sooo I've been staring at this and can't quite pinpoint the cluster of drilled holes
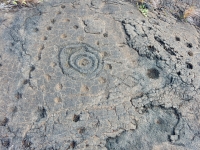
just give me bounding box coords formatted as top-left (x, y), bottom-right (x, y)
top-left (186, 62), bottom-right (193, 69)
top-left (188, 51), bottom-right (193, 56)
top-left (186, 43), bottom-right (193, 48)
top-left (175, 36), bottom-right (180, 41)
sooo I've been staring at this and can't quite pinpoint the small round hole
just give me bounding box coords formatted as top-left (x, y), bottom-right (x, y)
top-left (186, 43), bottom-right (192, 48)
top-left (34, 28), bottom-right (39, 32)
top-left (147, 68), bottom-right (160, 79)
top-left (177, 71), bottom-right (181, 76)
top-left (148, 45), bottom-right (156, 52)
top-left (23, 79), bottom-right (29, 85)
top-left (188, 51), bottom-right (193, 56)
top-left (51, 19), bottom-right (56, 24)
top-left (175, 37), bottom-right (180, 41)
top-left (186, 62), bottom-right (193, 69)
top-left (73, 25), bottom-right (79, 29)
top-left (61, 5), bottom-right (65, 8)
top-left (47, 26), bottom-right (52, 30)
top-left (73, 114), bottom-right (80, 122)
top-left (103, 33), bottom-right (108, 37)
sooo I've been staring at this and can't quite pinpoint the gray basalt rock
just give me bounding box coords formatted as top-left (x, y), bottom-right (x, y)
top-left (0, 0), bottom-right (200, 149)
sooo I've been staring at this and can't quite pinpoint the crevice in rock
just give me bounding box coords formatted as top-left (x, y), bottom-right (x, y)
top-left (154, 36), bottom-right (176, 56)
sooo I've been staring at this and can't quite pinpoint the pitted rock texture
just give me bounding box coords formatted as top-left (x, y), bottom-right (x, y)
top-left (0, 0), bottom-right (200, 150)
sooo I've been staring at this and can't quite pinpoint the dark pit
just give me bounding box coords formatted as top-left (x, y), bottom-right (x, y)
top-left (0, 117), bottom-right (9, 126)
top-left (147, 68), bottom-right (160, 79)
top-left (175, 36), bottom-right (180, 41)
top-left (70, 141), bottom-right (76, 148)
top-left (188, 51), bottom-right (193, 56)
top-left (103, 33), bottom-right (108, 37)
top-left (186, 43), bottom-right (193, 48)
top-left (61, 5), bottom-right (65, 8)
top-left (1, 139), bottom-right (10, 148)
top-left (73, 25), bottom-right (79, 29)
top-left (73, 114), bottom-right (80, 122)
top-left (186, 62), bottom-right (193, 69)
top-left (47, 26), bottom-right (52, 30)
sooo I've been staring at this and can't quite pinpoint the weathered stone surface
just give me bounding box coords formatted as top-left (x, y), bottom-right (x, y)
top-left (106, 106), bottom-right (179, 150)
top-left (0, 0), bottom-right (200, 149)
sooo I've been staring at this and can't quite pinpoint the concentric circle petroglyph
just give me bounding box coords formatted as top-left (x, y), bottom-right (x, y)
top-left (59, 43), bottom-right (103, 79)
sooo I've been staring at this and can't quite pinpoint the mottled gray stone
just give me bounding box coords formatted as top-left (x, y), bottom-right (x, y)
top-left (106, 107), bottom-right (180, 150)
top-left (0, 0), bottom-right (200, 149)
